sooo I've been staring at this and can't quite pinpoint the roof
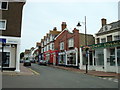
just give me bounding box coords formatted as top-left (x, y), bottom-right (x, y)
top-left (96, 20), bottom-right (120, 35)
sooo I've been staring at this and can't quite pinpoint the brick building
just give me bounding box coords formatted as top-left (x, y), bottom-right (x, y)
top-left (40, 27), bottom-right (61, 64)
top-left (0, 1), bottom-right (25, 71)
top-left (54, 22), bottom-right (94, 67)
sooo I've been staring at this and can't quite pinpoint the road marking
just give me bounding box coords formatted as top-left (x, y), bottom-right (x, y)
top-left (28, 68), bottom-right (40, 75)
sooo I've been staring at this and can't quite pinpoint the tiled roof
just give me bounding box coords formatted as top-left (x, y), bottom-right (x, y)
top-left (97, 20), bottom-right (120, 34)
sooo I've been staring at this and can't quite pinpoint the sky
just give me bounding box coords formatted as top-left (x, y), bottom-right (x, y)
top-left (20, 0), bottom-right (119, 52)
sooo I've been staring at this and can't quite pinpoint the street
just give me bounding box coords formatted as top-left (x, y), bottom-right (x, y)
top-left (2, 63), bottom-right (118, 88)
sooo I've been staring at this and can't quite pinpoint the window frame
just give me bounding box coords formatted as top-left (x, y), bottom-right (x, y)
top-left (68, 38), bottom-right (74, 48)
top-left (60, 42), bottom-right (64, 50)
top-left (114, 35), bottom-right (120, 41)
top-left (0, 20), bottom-right (7, 30)
top-left (0, 2), bottom-right (8, 10)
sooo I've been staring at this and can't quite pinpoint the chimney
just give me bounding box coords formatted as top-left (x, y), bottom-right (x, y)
top-left (53, 27), bottom-right (57, 31)
top-left (61, 22), bottom-right (67, 31)
top-left (101, 18), bottom-right (107, 27)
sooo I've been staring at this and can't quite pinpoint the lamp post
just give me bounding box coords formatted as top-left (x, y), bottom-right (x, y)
top-left (77, 16), bottom-right (88, 73)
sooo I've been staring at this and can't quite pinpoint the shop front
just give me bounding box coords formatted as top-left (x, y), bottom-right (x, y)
top-left (80, 40), bottom-right (120, 73)
top-left (66, 48), bottom-right (78, 67)
top-left (58, 51), bottom-right (66, 65)
top-left (44, 50), bottom-right (59, 65)
top-left (0, 37), bottom-right (20, 72)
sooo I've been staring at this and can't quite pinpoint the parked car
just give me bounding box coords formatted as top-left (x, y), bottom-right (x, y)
top-left (20, 59), bottom-right (24, 63)
top-left (38, 60), bottom-right (48, 66)
top-left (23, 60), bottom-right (31, 66)
top-left (30, 59), bottom-right (35, 63)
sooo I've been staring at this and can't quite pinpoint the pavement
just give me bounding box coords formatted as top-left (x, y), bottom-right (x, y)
top-left (0, 63), bottom-right (35, 75)
top-left (48, 65), bottom-right (120, 78)
top-left (0, 63), bottom-right (119, 78)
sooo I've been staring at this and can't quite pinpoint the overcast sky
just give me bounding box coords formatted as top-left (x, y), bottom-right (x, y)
top-left (20, 0), bottom-right (118, 52)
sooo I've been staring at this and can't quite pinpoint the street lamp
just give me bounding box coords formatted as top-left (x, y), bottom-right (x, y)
top-left (77, 16), bottom-right (88, 73)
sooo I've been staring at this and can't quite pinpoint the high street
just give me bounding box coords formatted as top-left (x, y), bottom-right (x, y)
top-left (2, 63), bottom-right (118, 88)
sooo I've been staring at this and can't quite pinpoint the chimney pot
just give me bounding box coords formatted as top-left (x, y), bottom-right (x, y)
top-left (61, 22), bottom-right (67, 31)
top-left (101, 18), bottom-right (107, 27)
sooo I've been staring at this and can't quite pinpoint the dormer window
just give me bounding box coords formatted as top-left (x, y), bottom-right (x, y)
top-left (103, 25), bottom-right (112, 32)
top-left (0, 2), bottom-right (8, 10)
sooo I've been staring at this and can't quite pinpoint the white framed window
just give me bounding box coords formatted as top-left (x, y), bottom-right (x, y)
top-left (60, 42), bottom-right (64, 50)
top-left (101, 38), bottom-right (106, 43)
top-left (114, 35), bottom-right (120, 41)
top-left (41, 42), bottom-right (44, 47)
top-left (0, 20), bottom-right (7, 30)
top-left (47, 37), bottom-right (49, 43)
top-left (52, 43), bottom-right (54, 50)
top-left (68, 38), bottom-right (74, 47)
top-left (0, 2), bottom-right (8, 10)
top-left (50, 35), bottom-right (53, 41)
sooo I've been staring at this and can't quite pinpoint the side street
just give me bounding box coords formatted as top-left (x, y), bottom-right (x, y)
top-left (0, 0), bottom-right (120, 89)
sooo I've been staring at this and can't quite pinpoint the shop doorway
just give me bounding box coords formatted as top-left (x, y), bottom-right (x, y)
top-left (1, 52), bottom-right (10, 67)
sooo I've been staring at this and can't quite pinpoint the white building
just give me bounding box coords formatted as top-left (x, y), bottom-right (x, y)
top-left (80, 19), bottom-right (120, 73)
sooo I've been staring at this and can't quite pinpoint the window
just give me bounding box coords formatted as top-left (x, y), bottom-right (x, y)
top-left (95, 49), bottom-right (104, 65)
top-left (0, 2), bottom-right (8, 10)
top-left (110, 48), bottom-right (115, 66)
top-left (114, 35), bottom-right (120, 41)
top-left (96, 38), bottom-right (100, 44)
top-left (52, 43), bottom-right (54, 50)
top-left (0, 20), bottom-right (6, 30)
top-left (60, 42), bottom-right (64, 50)
top-left (107, 35), bottom-right (112, 42)
top-left (117, 47), bottom-right (120, 66)
top-left (50, 35), bottom-right (53, 41)
top-left (101, 38), bottom-right (106, 43)
top-left (68, 38), bottom-right (74, 47)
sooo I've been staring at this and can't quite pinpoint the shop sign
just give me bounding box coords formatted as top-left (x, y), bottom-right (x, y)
top-left (0, 38), bottom-right (6, 44)
top-left (81, 40), bottom-right (120, 49)
top-left (91, 40), bottom-right (120, 49)
top-left (7, 39), bottom-right (18, 44)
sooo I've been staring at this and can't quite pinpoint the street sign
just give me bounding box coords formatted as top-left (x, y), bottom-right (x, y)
top-left (0, 38), bottom-right (6, 44)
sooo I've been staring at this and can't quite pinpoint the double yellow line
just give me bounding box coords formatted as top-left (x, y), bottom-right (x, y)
top-left (28, 68), bottom-right (40, 75)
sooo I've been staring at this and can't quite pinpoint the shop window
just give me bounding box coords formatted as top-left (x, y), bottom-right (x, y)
top-left (67, 53), bottom-right (76, 65)
top-left (95, 49), bottom-right (104, 65)
top-left (107, 35), bottom-right (112, 42)
top-left (59, 54), bottom-right (65, 64)
top-left (110, 48), bottom-right (115, 66)
top-left (117, 47), bottom-right (120, 66)
top-left (82, 50), bottom-right (87, 65)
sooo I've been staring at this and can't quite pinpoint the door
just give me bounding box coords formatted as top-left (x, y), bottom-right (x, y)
top-left (2, 52), bottom-right (10, 67)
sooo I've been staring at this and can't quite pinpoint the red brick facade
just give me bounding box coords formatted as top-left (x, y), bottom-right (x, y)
top-left (54, 28), bottom-right (79, 51)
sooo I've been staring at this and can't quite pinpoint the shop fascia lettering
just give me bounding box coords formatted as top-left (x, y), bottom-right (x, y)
top-left (81, 40), bottom-right (120, 50)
